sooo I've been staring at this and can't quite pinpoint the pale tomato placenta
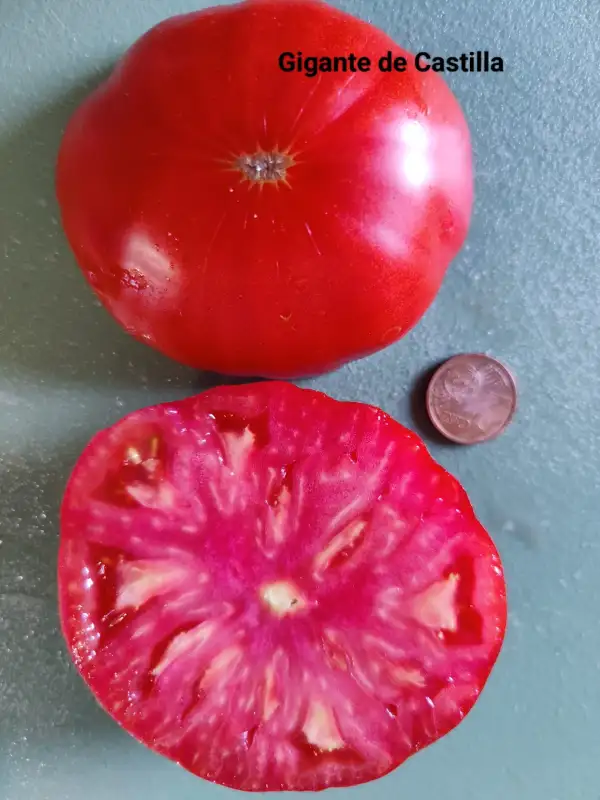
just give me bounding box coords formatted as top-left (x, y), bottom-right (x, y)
top-left (59, 382), bottom-right (505, 792)
top-left (56, 0), bottom-right (473, 378)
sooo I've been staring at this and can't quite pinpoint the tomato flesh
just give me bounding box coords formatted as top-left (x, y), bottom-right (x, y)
top-left (59, 382), bottom-right (505, 791)
top-left (56, 0), bottom-right (473, 378)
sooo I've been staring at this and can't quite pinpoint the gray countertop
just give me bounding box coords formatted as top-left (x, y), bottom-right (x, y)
top-left (1, 0), bottom-right (599, 798)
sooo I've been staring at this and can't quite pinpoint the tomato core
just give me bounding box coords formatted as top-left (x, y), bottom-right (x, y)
top-left (260, 580), bottom-right (305, 616)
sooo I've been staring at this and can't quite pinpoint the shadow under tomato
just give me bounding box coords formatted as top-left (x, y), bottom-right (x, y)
top-left (409, 361), bottom-right (459, 448)
top-left (0, 67), bottom-right (263, 396)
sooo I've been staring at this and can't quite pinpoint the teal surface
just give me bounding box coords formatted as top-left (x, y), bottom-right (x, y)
top-left (1, 1), bottom-right (599, 798)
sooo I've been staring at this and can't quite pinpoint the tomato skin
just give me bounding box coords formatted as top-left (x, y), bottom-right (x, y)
top-left (56, 0), bottom-right (472, 378)
top-left (58, 382), bottom-right (505, 792)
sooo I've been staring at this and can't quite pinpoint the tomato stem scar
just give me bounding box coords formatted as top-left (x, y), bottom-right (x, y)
top-left (235, 151), bottom-right (295, 184)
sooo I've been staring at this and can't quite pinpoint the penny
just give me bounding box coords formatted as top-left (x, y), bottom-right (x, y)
top-left (426, 354), bottom-right (517, 444)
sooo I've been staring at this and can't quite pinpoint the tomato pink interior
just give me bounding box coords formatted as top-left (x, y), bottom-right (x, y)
top-left (59, 382), bottom-right (505, 792)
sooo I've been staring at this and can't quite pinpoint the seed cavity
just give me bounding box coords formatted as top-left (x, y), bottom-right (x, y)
top-left (125, 446), bottom-right (143, 465)
top-left (313, 518), bottom-right (368, 578)
top-left (260, 464), bottom-right (295, 554)
top-left (243, 725), bottom-right (259, 749)
top-left (322, 629), bottom-right (349, 671)
top-left (201, 646), bottom-right (244, 689)
top-left (96, 433), bottom-right (167, 508)
top-left (181, 681), bottom-right (207, 721)
top-left (209, 409), bottom-right (271, 451)
top-left (267, 463), bottom-right (295, 508)
top-left (263, 663), bottom-right (279, 720)
top-left (391, 665), bottom-right (426, 687)
top-left (411, 573), bottom-right (460, 632)
top-left (441, 555), bottom-right (484, 646)
top-left (150, 621), bottom-right (216, 680)
top-left (125, 482), bottom-right (175, 509)
top-left (302, 700), bottom-right (344, 751)
top-left (221, 427), bottom-right (255, 474)
top-left (116, 560), bottom-right (189, 611)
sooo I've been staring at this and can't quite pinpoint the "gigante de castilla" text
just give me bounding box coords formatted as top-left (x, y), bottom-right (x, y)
top-left (278, 50), bottom-right (504, 77)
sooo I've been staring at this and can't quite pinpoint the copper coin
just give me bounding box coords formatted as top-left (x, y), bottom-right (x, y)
top-left (426, 354), bottom-right (517, 444)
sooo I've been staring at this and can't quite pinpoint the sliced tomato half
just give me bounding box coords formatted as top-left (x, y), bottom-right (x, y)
top-left (58, 382), bottom-right (506, 792)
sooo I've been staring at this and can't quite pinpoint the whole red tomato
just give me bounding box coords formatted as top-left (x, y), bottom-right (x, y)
top-left (56, 0), bottom-right (473, 378)
top-left (59, 382), bottom-right (505, 792)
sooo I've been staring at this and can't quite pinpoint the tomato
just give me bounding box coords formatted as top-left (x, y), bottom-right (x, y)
top-left (56, 0), bottom-right (473, 378)
top-left (59, 382), bottom-right (505, 792)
